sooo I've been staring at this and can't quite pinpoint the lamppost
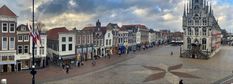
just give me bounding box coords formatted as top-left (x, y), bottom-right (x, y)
top-left (30, 0), bottom-right (37, 84)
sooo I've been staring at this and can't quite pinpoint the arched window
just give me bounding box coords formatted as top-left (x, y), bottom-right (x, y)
top-left (188, 27), bottom-right (192, 35)
top-left (202, 38), bottom-right (207, 50)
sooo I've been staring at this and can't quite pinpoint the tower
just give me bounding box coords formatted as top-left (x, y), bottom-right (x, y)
top-left (181, 0), bottom-right (221, 59)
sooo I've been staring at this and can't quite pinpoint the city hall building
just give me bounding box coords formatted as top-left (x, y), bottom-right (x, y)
top-left (181, 0), bottom-right (221, 59)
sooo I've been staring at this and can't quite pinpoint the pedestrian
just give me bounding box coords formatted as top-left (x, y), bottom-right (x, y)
top-left (75, 60), bottom-right (79, 67)
top-left (179, 79), bottom-right (183, 84)
top-left (92, 59), bottom-right (96, 66)
top-left (62, 63), bottom-right (65, 69)
top-left (171, 51), bottom-right (173, 56)
top-left (108, 53), bottom-right (111, 59)
top-left (65, 64), bottom-right (69, 74)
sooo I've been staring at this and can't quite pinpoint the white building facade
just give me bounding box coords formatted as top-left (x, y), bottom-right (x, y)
top-left (104, 30), bottom-right (113, 55)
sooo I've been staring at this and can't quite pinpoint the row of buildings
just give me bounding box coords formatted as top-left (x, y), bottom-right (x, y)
top-left (0, 5), bottom-right (183, 72)
top-left (0, 5), bottom-right (47, 72)
top-left (46, 20), bottom-right (179, 66)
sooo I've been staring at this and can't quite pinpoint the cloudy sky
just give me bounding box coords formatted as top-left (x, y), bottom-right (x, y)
top-left (0, 0), bottom-right (232, 32)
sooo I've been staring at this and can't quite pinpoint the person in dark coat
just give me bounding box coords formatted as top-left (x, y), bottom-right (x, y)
top-left (62, 63), bottom-right (65, 69)
top-left (179, 79), bottom-right (183, 84)
top-left (65, 64), bottom-right (70, 74)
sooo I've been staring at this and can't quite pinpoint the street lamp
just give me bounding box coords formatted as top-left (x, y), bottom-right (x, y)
top-left (31, 0), bottom-right (37, 84)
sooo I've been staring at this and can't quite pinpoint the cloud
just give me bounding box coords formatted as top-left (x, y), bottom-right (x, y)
top-left (1, 0), bottom-right (232, 32)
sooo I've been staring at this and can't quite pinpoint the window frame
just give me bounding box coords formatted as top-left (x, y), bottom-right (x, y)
top-left (24, 45), bottom-right (29, 54)
top-left (68, 44), bottom-right (72, 51)
top-left (62, 44), bottom-right (66, 51)
top-left (9, 23), bottom-right (15, 33)
top-left (18, 45), bottom-right (23, 54)
top-left (2, 37), bottom-right (8, 50)
top-left (9, 37), bottom-right (15, 49)
top-left (24, 35), bottom-right (29, 42)
top-left (2, 22), bottom-right (8, 33)
top-left (18, 35), bottom-right (23, 42)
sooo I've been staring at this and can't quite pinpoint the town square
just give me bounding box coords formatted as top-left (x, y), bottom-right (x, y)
top-left (1, 0), bottom-right (233, 84)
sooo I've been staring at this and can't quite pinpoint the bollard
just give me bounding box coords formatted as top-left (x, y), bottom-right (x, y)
top-left (1, 79), bottom-right (7, 84)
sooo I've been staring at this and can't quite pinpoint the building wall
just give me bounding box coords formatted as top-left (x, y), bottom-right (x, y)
top-left (58, 33), bottom-right (75, 56)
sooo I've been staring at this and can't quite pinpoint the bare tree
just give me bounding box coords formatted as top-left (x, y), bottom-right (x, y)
top-left (36, 21), bottom-right (46, 32)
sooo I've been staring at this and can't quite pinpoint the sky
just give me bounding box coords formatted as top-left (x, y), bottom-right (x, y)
top-left (0, 0), bottom-right (232, 32)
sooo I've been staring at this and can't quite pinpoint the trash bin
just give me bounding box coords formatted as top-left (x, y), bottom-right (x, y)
top-left (1, 79), bottom-right (7, 84)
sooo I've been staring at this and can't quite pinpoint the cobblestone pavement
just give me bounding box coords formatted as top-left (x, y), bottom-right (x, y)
top-left (45, 46), bottom-right (233, 84)
top-left (1, 45), bottom-right (152, 84)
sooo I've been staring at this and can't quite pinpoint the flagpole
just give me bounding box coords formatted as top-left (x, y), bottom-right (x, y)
top-left (30, 0), bottom-right (37, 84)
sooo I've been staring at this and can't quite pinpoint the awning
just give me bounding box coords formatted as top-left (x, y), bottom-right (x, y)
top-left (61, 55), bottom-right (76, 60)
top-left (0, 61), bottom-right (16, 65)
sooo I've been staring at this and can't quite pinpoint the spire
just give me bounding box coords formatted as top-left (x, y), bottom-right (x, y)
top-left (209, 2), bottom-right (212, 15)
top-left (183, 2), bottom-right (186, 17)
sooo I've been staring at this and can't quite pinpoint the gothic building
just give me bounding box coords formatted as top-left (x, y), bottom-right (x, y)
top-left (181, 0), bottom-right (222, 59)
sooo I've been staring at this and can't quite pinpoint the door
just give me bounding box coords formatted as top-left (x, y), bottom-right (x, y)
top-left (11, 64), bottom-right (15, 72)
top-left (18, 63), bottom-right (21, 71)
top-left (3, 65), bottom-right (7, 72)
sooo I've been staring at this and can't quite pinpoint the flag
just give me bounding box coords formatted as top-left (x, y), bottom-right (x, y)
top-left (27, 23), bottom-right (37, 44)
top-left (35, 25), bottom-right (42, 46)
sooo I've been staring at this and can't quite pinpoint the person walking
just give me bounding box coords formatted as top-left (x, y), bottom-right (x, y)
top-left (171, 51), bottom-right (173, 56)
top-left (65, 64), bottom-right (70, 74)
top-left (92, 59), bottom-right (96, 66)
top-left (62, 62), bottom-right (65, 69)
top-left (179, 79), bottom-right (183, 84)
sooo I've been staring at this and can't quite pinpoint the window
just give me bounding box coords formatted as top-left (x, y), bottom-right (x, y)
top-left (9, 23), bottom-right (15, 32)
top-left (87, 35), bottom-right (89, 44)
top-left (9, 56), bottom-right (14, 60)
top-left (2, 37), bottom-right (7, 50)
top-left (108, 33), bottom-right (110, 37)
top-left (40, 47), bottom-right (44, 55)
top-left (69, 37), bottom-right (72, 42)
top-left (34, 48), bottom-right (37, 55)
top-left (106, 39), bottom-right (108, 45)
top-left (18, 35), bottom-right (23, 41)
top-left (195, 0), bottom-right (198, 3)
top-left (62, 37), bottom-right (66, 42)
top-left (41, 39), bottom-right (45, 46)
top-left (202, 38), bottom-right (207, 50)
top-left (188, 27), bottom-right (192, 35)
top-left (18, 46), bottom-right (23, 54)
top-left (62, 44), bottom-right (66, 51)
top-left (203, 27), bottom-right (207, 36)
top-left (69, 44), bottom-right (72, 51)
top-left (24, 45), bottom-right (29, 53)
top-left (2, 56), bottom-right (7, 61)
top-left (24, 35), bottom-right (29, 41)
top-left (9, 37), bottom-right (15, 49)
top-left (187, 38), bottom-right (191, 49)
top-left (195, 27), bottom-right (199, 36)
top-left (2, 23), bottom-right (8, 32)
top-left (109, 39), bottom-right (111, 45)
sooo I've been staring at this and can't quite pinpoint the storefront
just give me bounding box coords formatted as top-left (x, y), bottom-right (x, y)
top-left (16, 54), bottom-right (31, 71)
top-left (0, 54), bottom-right (16, 72)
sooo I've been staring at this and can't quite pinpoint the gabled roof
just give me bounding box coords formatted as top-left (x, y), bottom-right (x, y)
top-left (82, 26), bottom-right (107, 34)
top-left (16, 24), bottom-right (29, 31)
top-left (82, 26), bottom-right (96, 31)
top-left (47, 27), bottom-right (69, 40)
top-left (0, 5), bottom-right (17, 17)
